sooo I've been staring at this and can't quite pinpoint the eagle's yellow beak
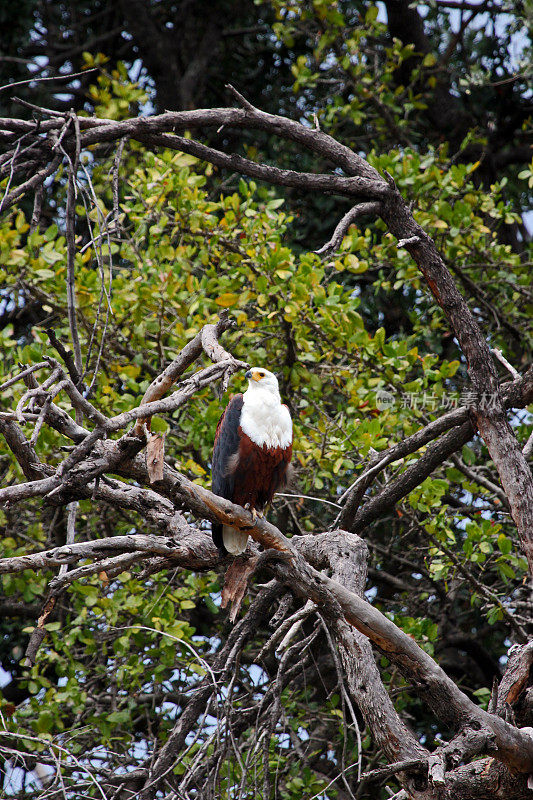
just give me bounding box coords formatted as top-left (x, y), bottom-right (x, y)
top-left (245, 369), bottom-right (264, 382)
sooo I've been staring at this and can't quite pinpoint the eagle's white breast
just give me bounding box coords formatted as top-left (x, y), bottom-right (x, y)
top-left (240, 386), bottom-right (292, 449)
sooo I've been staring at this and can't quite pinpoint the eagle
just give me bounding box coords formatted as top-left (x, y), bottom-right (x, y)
top-left (211, 367), bottom-right (293, 556)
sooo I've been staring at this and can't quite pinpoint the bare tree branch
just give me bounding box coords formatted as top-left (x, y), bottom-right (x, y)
top-left (315, 201), bottom-right (382, 254)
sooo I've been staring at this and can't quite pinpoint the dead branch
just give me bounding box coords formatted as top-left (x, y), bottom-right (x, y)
top-left (132, 310), bottom-right (247, 436)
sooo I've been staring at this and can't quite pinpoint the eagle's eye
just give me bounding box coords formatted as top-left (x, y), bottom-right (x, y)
top-left (258, 371), bottom-right (265, 378)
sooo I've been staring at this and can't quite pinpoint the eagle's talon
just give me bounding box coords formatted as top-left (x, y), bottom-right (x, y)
top-left (244, 503), bottom-right (258, 522)
top-left (243, 504), bottom-right (263, 522)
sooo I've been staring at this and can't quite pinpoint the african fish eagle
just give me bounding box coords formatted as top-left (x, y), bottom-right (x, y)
top-left (211, 367), bottom-right (293, 556)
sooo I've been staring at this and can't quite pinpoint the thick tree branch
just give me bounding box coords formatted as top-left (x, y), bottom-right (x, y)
top-left (343, 421), bottom-right (474, 532)
top-left (339, 364), bottom-right (533, 533)
top-left (304, 531), bottom-right (429, 797)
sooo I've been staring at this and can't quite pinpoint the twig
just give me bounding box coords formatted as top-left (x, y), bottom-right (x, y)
top-left (360, 757), bottom-right (426, 783)
top-left (51, 115), bottom-right (72, 152)
top-left (132, 313), bottom-right (244, 436)
top-left (523, 430), bottom-right (533, 459)
top-left (75, 157), bottom-right (113, 394)
top-left (276, 492), bottom-right (342, 509)
top-left (0, 137), bottom-right (21, 212)
top-left (65, 121), bottom-right (83, 381)
top-left (0, 66), bottom-right (98, 94)
top-left (225, 82), bottom-right (256, 112)
top-left (112, 137), bottom-right (126, 238)
top-left (11, 97), bottom-right (67, 117)
top-left (338, 452), bottom-right (390, 504)
top-left (15, 366), bottom-right (63, 422)
top-left (28, 395), bottom-right (52, 445)
top-left (59, 501), bottom-right (78, 579)
top-left (491, 348), bottom-right (520, 380)
top-left (30, 183), bottom-right (43, 233)
top-left (321, 615), bottom-right (362, 787)
top-left (258, 600), bottom-right (317, 660)
top-left (0, 362), bottom-right (50, 391)
top-left (277, 600), bottom-right (317, 652)
top-left (315, 201), bottom-right (381, 254)
top-left (0, 731), bottom-right (108, 800)
top-left (396, 235), bottom-right (421, 248)
top-left (451, 453), bottom-right (510, 508)
top-left (0, 154), bottom-right (61, 214)
top-left (44, 327), bottom-right (82, 386)
top-left (24, 596), bottom-right (56, 665)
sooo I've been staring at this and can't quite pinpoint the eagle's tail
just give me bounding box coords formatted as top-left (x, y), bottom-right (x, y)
top-left (222, 525), bottom-right (248, 555)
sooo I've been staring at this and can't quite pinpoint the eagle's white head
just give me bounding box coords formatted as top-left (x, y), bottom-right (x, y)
top-left (241, 367), bottom-right (292, 448)
top-left (244, 367), bottom-right (280, 398)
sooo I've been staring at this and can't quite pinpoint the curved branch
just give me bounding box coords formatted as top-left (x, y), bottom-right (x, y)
top-left (339, 368), bottom-right (533, 530)
top-left (315, 201), bottom-right (382, 254)
top-left (133, 311), bottom-right (246, 436)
